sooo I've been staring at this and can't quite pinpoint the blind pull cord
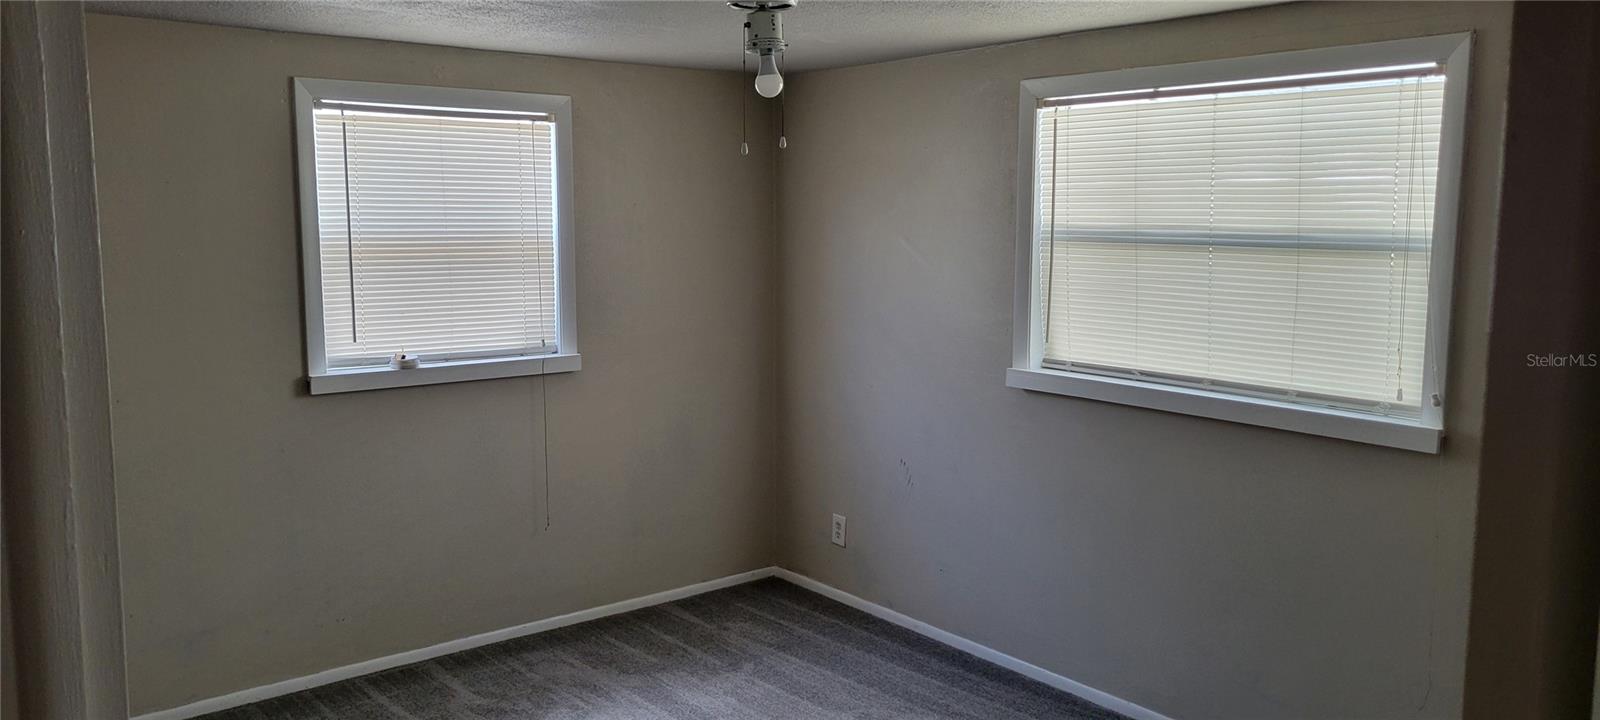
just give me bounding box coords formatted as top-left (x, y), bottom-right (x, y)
top-left (339, 108), bottom-right (358, 343)
top-left (540, 362), bottom-right (552, 532)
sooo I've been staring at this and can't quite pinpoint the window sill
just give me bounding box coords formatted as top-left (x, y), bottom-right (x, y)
top-left (1005, 366), bottom-right (1441, 453)
top-left (309, 353), bottom-right (580, 395)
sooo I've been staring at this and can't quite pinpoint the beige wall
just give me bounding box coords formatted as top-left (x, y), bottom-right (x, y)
top-left (85, 14), bottom-right (777, 715)
top-left (3, 4), bottom-right (128, 718)
top-left (775, 3), bottom-right (1510, 719)
top-left (1464, 4), bottom-right (1600, 718)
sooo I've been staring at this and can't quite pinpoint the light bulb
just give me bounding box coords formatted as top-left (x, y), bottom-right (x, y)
top-left (754, 52), bottom-right (783, 98)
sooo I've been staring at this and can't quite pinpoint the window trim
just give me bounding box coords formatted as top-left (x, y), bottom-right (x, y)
top-left (293, 77), bottom-right (579, 395)
top-left (1007, 34), bottom-right (1474, 453)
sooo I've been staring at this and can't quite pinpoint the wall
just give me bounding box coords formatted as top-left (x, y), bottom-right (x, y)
top-left (84, 14), bottom-right (777, 715)
top-left (3, 3), bottom-right (128, 718)
top-left (776, 3), bottom-right (1510, 719)
top-left (1464, 3), bottom-right (1600, 718)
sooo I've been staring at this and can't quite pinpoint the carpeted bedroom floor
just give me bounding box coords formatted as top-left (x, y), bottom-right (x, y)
top-left (199, 577), bottom-right (1130, 719)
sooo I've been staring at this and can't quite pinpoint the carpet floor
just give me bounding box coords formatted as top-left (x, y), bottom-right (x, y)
top-left (199, 577), bottom-right (1130, 719)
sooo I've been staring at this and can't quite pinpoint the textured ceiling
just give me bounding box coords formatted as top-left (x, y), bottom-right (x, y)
top-left (90, 1), bottom-right (1280, 72)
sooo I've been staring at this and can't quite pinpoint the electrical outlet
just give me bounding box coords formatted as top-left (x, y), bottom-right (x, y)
top-left (831, 514), bottom-right (847, 547)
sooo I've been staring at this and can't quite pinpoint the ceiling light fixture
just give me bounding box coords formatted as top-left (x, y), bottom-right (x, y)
top-left (731, 1), bottom-right (793, 98)
top-left (732, 1), bottom-right (794, 156)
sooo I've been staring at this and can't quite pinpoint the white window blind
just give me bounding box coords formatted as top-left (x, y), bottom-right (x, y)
top-left (313, 104), bottom-right (557, 370)
top-left (1035, 67), bottom-right (1444, 416)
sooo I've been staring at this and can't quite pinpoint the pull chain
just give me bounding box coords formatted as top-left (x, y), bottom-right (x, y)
top-left (740, 22), bottom-right (750, 156)
top-left (777, 51), bottom-right (787, 149)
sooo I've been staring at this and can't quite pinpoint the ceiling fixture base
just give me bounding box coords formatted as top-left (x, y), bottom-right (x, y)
top-left (727, 1), bottom-right (796, 11)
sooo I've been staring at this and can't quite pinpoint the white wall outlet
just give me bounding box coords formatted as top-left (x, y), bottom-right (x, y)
top-left (831, 514), bottom-right (847, 547)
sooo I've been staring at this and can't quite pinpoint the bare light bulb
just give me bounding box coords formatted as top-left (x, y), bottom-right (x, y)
top-left (754, 52), bottom-right (783, 98)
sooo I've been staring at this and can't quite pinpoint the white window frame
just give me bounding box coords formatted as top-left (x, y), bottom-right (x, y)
top-left (1006, 34), bottom-right (1473, 453)
top-left (293, 78), bottom-right (579, 395)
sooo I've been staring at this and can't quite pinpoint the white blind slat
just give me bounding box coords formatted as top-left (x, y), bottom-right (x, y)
top-left (1037, 74), bottom-right (1444, 415)
top-left (314, 108), bottom-right (558, 369)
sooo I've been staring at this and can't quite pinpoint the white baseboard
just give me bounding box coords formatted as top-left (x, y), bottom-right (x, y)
top-left (136, 565), bottom-right (1172, 720)
top-left (771, 568), bottom-right (1176, 720)
top-left (133, 567), bottom-right (779, 720)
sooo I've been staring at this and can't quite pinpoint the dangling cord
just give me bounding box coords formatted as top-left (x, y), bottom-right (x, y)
top-left (740, 22), bottom-right (750, 157)
top-left (540, 364), bottom-right (551, 531)
top-left (777, 51), bottom-right (788, 150)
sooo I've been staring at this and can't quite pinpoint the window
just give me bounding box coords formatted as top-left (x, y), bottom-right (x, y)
top-left (294, 79), bottom-right (577, 394)
top-left (1007, 36), bottom-right (1472, 452)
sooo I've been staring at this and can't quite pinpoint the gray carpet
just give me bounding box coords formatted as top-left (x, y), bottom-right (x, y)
top-left (200, 577), bottom-right (1129, 719)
